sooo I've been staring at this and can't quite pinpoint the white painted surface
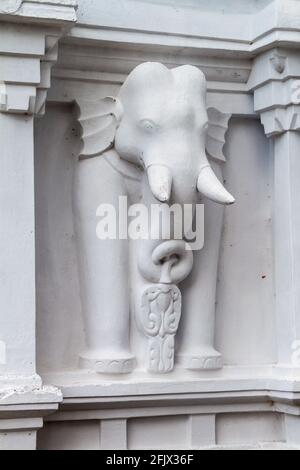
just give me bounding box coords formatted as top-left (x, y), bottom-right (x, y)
top-left (0, 113), bottom-right (36, 376)
top-left (1, 0), bottom-right (300, 450)
top-left (38, 420), bottom-right (100, 450)
top-left (216, 413), bottom-right (284, 446)
top-left (35, 104), bottom-right (84, 372)
top-left (101, 419), bottom-right (127, 450)
top-left (216, 118), bottom-right (275, 365)
top-left (128, 415), bottom-right (188, 450)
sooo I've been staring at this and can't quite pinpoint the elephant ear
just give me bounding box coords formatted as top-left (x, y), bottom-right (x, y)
top-left (76, 97), bottom-right (123, 159)
top-left (206, 108), bottom-right (231, 163)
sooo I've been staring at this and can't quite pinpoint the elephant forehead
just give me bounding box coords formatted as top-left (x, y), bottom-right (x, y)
top-left (122, 92), bottom-right (204, 128)
top-left (119, 62), bottom-right (206, 104)
top-left (119, 63), bottom-right (171, 99)
top-left (173, 67), bottom-right (207, 107)
top-left (172, 65), bottom-right (207, 91)
top-left (119, 69), bottom-right (206, 126)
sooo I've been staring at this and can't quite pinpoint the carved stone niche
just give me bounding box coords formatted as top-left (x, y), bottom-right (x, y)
top-left (74, 62), bottom-right (234, 375)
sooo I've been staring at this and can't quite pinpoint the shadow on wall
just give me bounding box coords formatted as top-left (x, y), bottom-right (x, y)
top-left (215, 117), bottom-right (276, 365)
top-left (35, 104), bottom-right (85, 372)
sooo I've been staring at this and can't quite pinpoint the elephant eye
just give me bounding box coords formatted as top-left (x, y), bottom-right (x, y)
top-left (139, 119), bottom-right (158, 133)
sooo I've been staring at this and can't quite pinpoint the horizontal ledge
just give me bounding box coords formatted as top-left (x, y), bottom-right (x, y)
top-left (0, 383), bottom-right (62, 407)
top-left (0, 1), bottom-right (77, 26)
top-left (65, 25), bottom-right (300, 58)
top-left (55, 41), bottom-right (252, 83)
top-left (47, 79), bottom-right (255, 116)
top-left (51, 68), bottom-right (250, 92)
top-left (0, 401), bottom-right (59, 414)
top-left (42, 366), bottom-right (300, 403)
top-left (46, 401), bottom-right (275, 422)
top-left (65, 25), bottom-right (252, 56)
top-left (52, 68), bottom-right (127, 84)
top-left (0, 417), bottom-right (43, 431)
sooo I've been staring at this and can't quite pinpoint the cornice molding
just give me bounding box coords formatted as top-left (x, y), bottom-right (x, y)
top-left (46, 1), bottom-right (300, 123)
top-left (249, 48), bottom-right (300, 136)
top-left (46, 35), bottom-right (255, 117)
top-left (0, 33), bottom-right (59, 115)
top-left (49, 41), bottom-right (254, 117)
top-left (64, 0), bottom-right (300, 58)
top-left (0, 383), bottom-right (62, 429)
top-left (40, 367), bottom-right (300, 426)
top-left (0, 1), bottom-right (77, 115)
top-left (54, 42), bottom-right (252, 84)
top-left (43, 365), bottom-right (300, 399)
top-left (248, 49), bottom-right (300, 92)
top-left (0, 0), bottom-right (77, 26)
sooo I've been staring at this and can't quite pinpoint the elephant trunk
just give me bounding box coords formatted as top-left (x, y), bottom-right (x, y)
top-left (138, 239), bottom-right (194, 284)
top-left (139, 153), bottom-right (234, 285)
top-left (140, 165), bottom-right (193, 285)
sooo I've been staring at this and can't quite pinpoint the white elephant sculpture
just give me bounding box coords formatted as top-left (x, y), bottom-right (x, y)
top-left (74, 62), bottom-right (234, 374)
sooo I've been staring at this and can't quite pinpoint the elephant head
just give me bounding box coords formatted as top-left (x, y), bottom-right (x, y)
top-left (78, 62), bottom-right (235, 207)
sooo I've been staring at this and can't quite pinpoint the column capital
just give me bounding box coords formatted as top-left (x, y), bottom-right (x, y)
top-left (249, 49), bottom-right (300, 367)
top-left (0, 0), bottom-right (77, 115)
top-left (249, 48), bottom-right (300, 137)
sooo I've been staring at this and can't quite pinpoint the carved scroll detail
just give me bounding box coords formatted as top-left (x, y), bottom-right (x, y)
top-left (139, 284), bottom-right (181, 373)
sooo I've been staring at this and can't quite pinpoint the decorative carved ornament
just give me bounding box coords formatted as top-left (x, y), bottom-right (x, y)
top-left (270, 51), bottom-right (286, 74)
top-left (139, 285), bottom-right (181, 373)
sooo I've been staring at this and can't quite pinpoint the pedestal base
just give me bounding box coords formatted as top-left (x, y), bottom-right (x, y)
top-left (79, 351), bottom-right (136, 374)
top-left (39, 367), bottom-right (300, 450)
top-left (177, 349), bottom-right (223, 370)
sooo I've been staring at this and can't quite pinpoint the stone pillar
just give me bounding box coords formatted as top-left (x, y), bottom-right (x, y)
top-left (249, 49), bottom-right (300, 371)
top-left (0, 0), bottom-right (76, 450)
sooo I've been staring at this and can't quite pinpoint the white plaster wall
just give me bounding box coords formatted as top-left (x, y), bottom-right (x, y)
top-left (216, 412), bottom-right (283, 447)
top-left (37, 412), bottom-right (284, 450)
top-left (35, 104), bottom-right (84, 372)
top-left (140, 0), bottom-right (272, 13)
top-left (35, 106), bottom-right (276, 373)
top-left (216, 118), bottom-right (276, 365)
top-left (38, 420), bottom-right (101, 451)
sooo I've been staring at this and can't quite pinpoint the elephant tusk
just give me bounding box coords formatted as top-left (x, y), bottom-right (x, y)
top-left (147, 165), bottom-right (172, 202)
top-left (197, 164), bottom-right (235, 205)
